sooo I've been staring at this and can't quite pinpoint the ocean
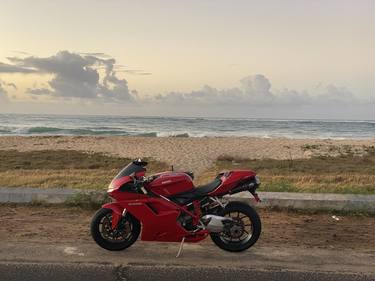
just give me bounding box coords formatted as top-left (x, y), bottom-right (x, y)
top-left (0, 114), bottom-right (374, 139)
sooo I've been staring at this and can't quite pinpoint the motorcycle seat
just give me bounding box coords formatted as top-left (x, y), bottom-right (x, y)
top-left (195, 178), bottom-right (222, 195)
top-left (168, 178), bottom-right (222, 205)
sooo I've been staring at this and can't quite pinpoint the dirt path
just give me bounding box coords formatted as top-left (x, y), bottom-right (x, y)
top-left (1, 205), bottom-right (374, 251)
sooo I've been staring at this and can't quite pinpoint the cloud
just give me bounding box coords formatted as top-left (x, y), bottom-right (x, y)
top-left (0, 79), bottom-right (18, 102)
top-left (0, 82), bottom-right (9, 102)
top-left (315, 84), bottom-right (355, 103)
top-left (6, 82), bottom-right (17, 90)
top-left (78, 52), bottom-right (112, 59)
top-left (0, 80), bottom-right (17, 90)
top-left (150, 75), bottom-right (272, 105)
top-left (122, 69), bottom-right (152, 75)
top-left (27, 88), bottom-right (52, 96)
top-left (0, 62), bottom-right (36, 73)
top-left (2, 51), bottom-right (135, 102)
top-left (150, 74), bottom-right (272, 105)
top-left (0, 50), bottom-right (364, 108)
top-left (147, 74), bottom-right (359, 106)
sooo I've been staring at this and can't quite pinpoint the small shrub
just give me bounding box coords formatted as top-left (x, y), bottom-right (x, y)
top-left (65, 191), bottom-right (110, 209)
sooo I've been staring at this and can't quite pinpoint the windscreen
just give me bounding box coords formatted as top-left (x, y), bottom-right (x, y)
top-left (114, 162), bottom-right (146, 179)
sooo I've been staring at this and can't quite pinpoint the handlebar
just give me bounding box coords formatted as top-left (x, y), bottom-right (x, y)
top-left (133, 176), bottom-right (155, 189)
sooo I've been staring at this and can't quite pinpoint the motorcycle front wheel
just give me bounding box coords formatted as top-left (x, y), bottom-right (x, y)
top-left (210, 201), bottom-right (261, 252)
top-left (90, 208), bottom-right (140, 251)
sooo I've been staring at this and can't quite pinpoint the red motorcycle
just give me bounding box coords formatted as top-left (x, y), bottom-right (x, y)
top-left (91, 159), bottom-right (262, 254)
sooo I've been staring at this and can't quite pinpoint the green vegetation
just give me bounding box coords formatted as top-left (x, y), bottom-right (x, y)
top-left (198, 148), bottom-right (375, 194)
top-left (65, 191), bottom-right (110, 209)
top-left (0, 150), bottom-right (168, 189)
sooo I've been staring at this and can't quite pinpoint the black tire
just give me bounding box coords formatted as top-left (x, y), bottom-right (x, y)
top-left (90, 208), bottom-right (141, 251)
top-left (210, 201), bottom-right (261, 252)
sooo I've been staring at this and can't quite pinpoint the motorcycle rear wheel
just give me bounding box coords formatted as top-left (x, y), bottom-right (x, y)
top-left (210, 201), bottom-right (261, 252)
top-left (90, 208), bottom-right (140, 251)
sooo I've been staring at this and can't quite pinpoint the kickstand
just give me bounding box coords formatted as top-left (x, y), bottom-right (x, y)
top-left (176, 237), bottom-right (185, 258)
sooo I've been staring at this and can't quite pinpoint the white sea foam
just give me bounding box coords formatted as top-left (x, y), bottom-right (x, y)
top-left (1, 114), bottom-right (375, 139)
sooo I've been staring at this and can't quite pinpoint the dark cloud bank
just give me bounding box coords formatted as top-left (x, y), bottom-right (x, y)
top-left (2, 51), bottom-right (133, 102)
top-left (0, 50), bottom-right (371, 118)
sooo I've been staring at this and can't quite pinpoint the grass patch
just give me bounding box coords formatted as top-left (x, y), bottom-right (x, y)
top-left (0, 150), bottom-right (153, 171)
top-left (198, 149), bottom-right (375, 194)
top-left (65, 191), bottom-right (110, 209)
top-left (0, 150), bottom-right (168, 189)
top-left (0, 169), bottom-right (118, 189)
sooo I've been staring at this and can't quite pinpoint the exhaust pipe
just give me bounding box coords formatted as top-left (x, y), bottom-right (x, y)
top-left (201, 215), bottom-right (233, 233)
top-left (229, 176), bottom-right (262, 202)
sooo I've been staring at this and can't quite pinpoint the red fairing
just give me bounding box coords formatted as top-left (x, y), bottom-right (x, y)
top-left (103, 196), bottom-right (207, 242)
top-left (208, 170), bottom-right (257, 196)
top-left (120, 197), bottom-right (205, 242)
top-left (147, 172), bottom-right (194, 196)
top-left (102, 202), bottom-right (123, 229)
top-left (109, 176), bottom-right (133, 190)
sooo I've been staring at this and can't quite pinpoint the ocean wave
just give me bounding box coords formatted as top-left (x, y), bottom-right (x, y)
top-left (2, 125), bottom-right (374, 139)
top-left (0, 128), bottom-right (12, 133)
top-left (156, 132), bottom-right (190, 138)
top-left (1, 114), bottom-right (375, 139)
top-left (2, 126), bottom-right (192, 137)
top-left (7, 126), bottom-right (128, 136)
top-left (135, 132), bottom-right (158, 137)
top-left (28, 127), bottom-right (65, 133)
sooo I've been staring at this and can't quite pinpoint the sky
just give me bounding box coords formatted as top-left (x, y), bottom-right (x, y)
top-left (0, 0), bottom-right (374, 119)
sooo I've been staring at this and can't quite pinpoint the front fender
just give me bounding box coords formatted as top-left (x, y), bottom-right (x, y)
top-left (102, 202), bottom-right (124, 229)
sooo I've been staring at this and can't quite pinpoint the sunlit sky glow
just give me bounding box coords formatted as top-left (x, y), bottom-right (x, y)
top-left (0, 0), bottom-right (374, 118)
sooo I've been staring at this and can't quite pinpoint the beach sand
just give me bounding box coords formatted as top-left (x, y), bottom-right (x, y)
top-left (0, 136), bottom-right (374, 175)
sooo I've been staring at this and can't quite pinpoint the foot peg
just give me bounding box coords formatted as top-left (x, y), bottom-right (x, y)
top-left (176, 237), bottom-right (185, 258)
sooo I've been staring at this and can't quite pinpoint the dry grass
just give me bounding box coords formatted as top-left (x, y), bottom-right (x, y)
top-left (0, 169), bottom-right (117, 189)
top-left (197, 149), bottom-right (375, 194)
top-left (0, 150), bottom-right (135, 171)
top-left (2, 149), bottom-right (375, 194)
top-left (0, 150), bottom-right (168, 189)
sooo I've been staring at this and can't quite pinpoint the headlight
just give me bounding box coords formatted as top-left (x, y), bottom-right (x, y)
top-left (107, 183), bottom-right (115, 192)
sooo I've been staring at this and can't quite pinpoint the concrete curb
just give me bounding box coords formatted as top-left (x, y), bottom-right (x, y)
top-left (0, 187), bottom-right (78, 204)
top-left (0, 187), bottom-right (375, 213)
top-left (236, 191), bottom-right (375, 213)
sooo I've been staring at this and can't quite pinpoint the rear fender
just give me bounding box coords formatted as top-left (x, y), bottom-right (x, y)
top-left (102, 202), bottom-right (124, 229)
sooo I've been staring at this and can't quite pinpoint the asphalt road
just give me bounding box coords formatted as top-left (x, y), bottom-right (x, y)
top-left (0, 241), bottom-right (374, 281)
top-left (0, 262), bottom-right (374, 281)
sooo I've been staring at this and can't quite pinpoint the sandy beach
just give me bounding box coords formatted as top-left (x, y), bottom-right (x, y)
top-left (1, 136), bottom-right (375, 175)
